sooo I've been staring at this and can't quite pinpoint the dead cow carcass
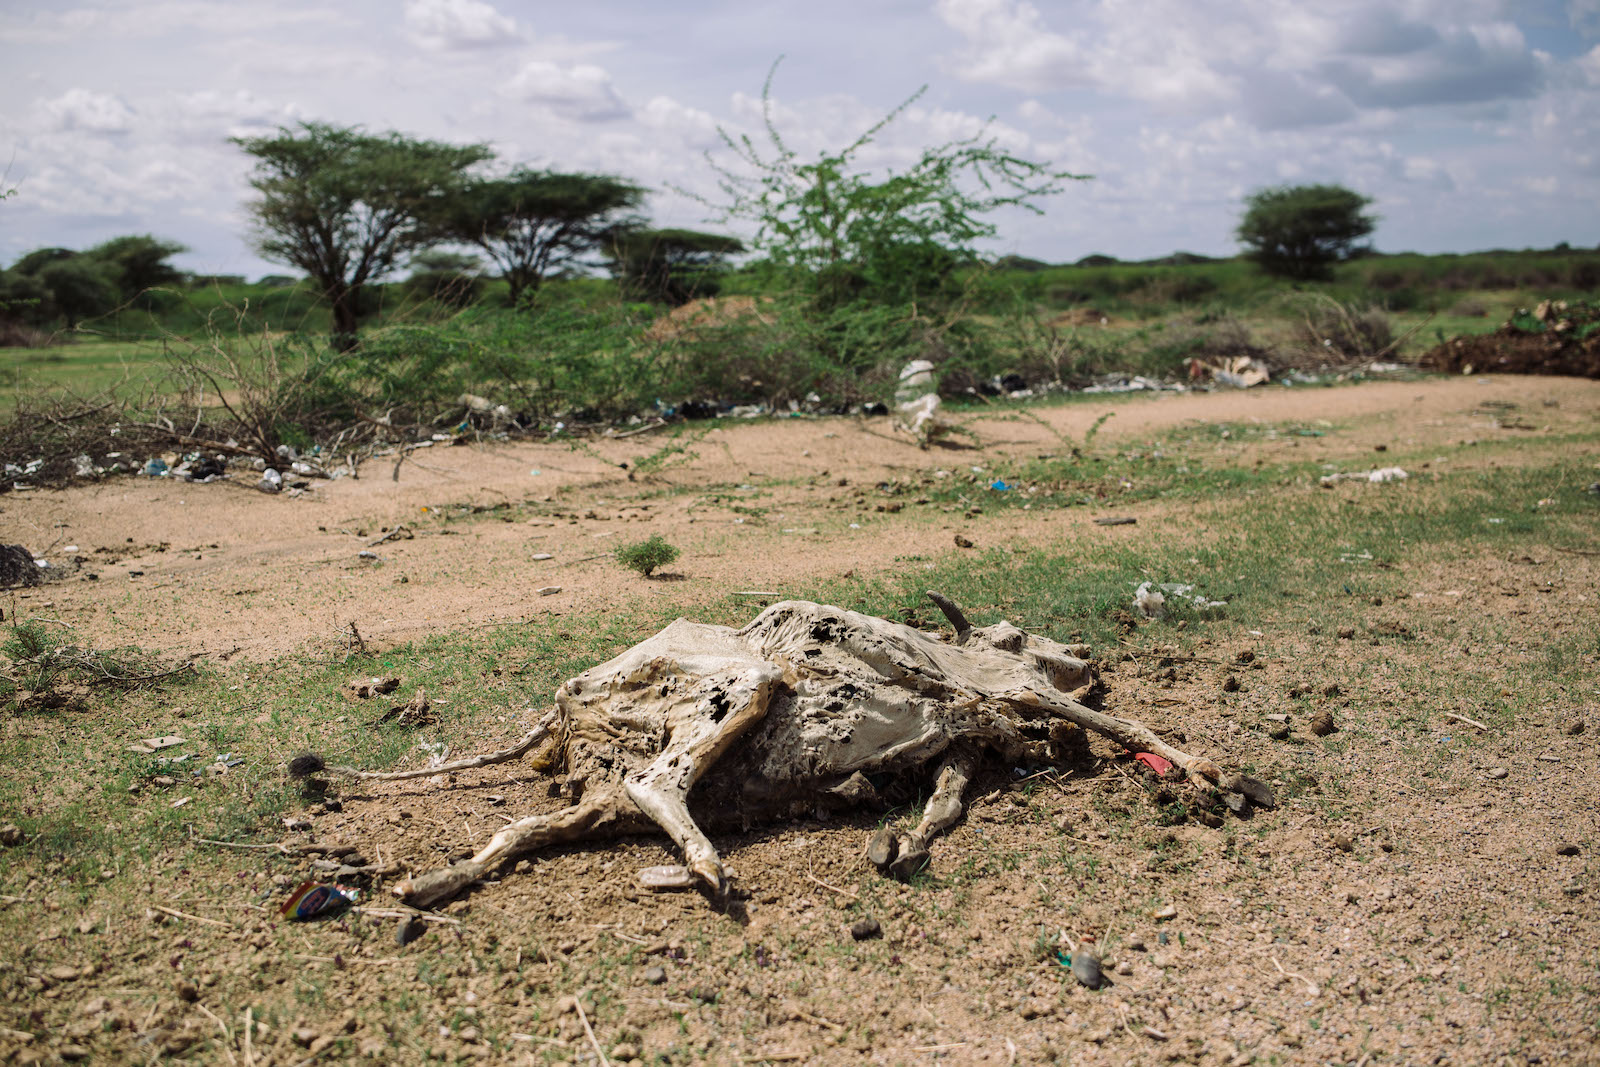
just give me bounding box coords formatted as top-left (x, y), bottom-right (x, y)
top-left (310, 594), bottom-right (1269, 907)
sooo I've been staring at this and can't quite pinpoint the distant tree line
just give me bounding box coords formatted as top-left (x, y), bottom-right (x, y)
top-left (0, 235), bottom-right (188, 329)
top-left (230, 122), bottom-right (745, 348)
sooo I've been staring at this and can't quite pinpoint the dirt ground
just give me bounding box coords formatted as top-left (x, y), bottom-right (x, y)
top-left (3, 374), bottom-right (1592, 663)
top-left (2, 374), bottom-right (1599, 1066)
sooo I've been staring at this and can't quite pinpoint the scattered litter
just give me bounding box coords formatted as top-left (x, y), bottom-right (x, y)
top-left (357, 550), bottom-right (380, 562)
top-left (894, 360), bottom-right (957, 445)
top-left (1133, 582), bottom-right (1226, 619)
top-left (1094, 516), bottom-right (1137, 526)
top-left (990, 480), bottom-right (1012, 491)
top-left (1133, 584), bottom-right (1166, 619)
top-left (1320, 467), bottom-right (1408, 487)
top-left (1189, 355), bottom-right (1270, 388)
top-left (128, 735), bottom-right (186, 754)
top-left (531, 553), bottom-right (553, 561)
top-left (537, 586), bottom-right (562, 596)
top-left (170, 796), bottom-right (191, 809)
top-left (142, 458), bottom-right (169, 477)
top-left (1132, 752), bottom-right (1174, 776)
top-left (279, 882), bottom-right (359, 921)
top-left (734, 591), bottom-right (781, 597)
top-left (1081, 374), bottom-right (1184, 394)
top-left (258, 468), bottom-right (283, 494)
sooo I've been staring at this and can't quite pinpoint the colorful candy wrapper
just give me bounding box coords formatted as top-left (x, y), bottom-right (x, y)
top-left (279, 881), bottom-right (359, 921)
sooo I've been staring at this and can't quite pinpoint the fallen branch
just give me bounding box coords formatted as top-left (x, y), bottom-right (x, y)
top-left (367, 525), bottom-right (412, 548)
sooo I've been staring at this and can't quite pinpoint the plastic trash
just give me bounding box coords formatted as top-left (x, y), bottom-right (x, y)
top-left (990, 480), bottom-right (1012, 491)
top-left (279, 881), bottom-right (358, 921)
top-left (1133, 583), bottom-right (1166, 619)
top-left (894, 359), bottom-right (936, 404)
top-left (258, 468), bottom-right (283, 494)
top-left (1134, 581), bottom-right (1226, 619)
top-left (1133, 752), bottom-right (1174, 776)
top-left (142, 458), bottom-right (169, 477)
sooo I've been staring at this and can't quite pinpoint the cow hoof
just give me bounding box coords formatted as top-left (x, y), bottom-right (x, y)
top-left (866, 826), bottom-right (897, 869)
top-left (887, 847), bottom-right (930, 881)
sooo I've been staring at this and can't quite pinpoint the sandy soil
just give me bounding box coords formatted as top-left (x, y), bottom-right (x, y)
top-left (2, 373), bottom-right (1599, 1067)
top-left (3, 374), bottom-right (1591, 662)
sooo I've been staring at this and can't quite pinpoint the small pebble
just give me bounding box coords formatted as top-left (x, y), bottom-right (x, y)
top-left (643, 966), bottom-right (667, 985)
top-left (1071, 947), bottom-right (1102, 989)
top-left (1221, 675), bottom-right (1240, 693)
top-left (1557, 845), bottom-right (1580, 857)
top-left (1331, 834), bottom-right (1355, 852)
top-left (1309, 710), bottom-right (1336, 737)
top-left (1565, 719), bottom-right (1585, 736)
top-left (1115, 960), bottom-right (1133, 976)
top-left (1153, 904), bottom-right (1178, 921)
top-left (850, 917), bottom-right (882, 941)
top-left (396, 916), bottom-right (426, 946)
top-left (1486, 767), bottom-right (1508, 780)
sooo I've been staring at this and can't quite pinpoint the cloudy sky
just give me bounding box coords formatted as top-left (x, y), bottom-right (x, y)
top-left (2, 0), bottom-right (1598, 280)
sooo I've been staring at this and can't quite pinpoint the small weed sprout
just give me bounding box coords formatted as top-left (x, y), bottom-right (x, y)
top-left (614, 534), bottom-right (680, 577)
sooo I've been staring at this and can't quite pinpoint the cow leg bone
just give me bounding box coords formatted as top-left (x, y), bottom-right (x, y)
top-left (393, 790), bottom-right (644, 907)
top-left (868, 746), bottom-right (977, 880)
top-left (624, 664), bottom-right (780, 893)
top-left (298, 710), bottom-right (559, 782)
top-left (1013, 689), bottom-right (1275, 802)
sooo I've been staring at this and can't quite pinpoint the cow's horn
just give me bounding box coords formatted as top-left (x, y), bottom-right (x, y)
top-left (926, 591), bottom-right (973, 644)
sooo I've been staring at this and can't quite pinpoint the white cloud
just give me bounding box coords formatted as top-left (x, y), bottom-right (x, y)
top-left (937, 0), bottom-right (1549, 128)
top-left (40, 88), bottom-right (135, 134)
top-left (501, 61), bottom-right (629, 120)
top-left (404, 0), bottom-right (521, 51)
top-left (934, 0), bottom-right (1087, 93)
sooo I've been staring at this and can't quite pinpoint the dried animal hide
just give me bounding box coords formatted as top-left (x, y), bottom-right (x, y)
top-left (301, 595), bottom-right (1270, 907)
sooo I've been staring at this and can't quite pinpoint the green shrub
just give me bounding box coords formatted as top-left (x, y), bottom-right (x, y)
top-left (614, 535), bottom-right (680, 577)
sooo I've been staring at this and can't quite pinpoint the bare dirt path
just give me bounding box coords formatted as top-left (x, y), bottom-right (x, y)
top-left (4, 375), bottom-right (1594, 661)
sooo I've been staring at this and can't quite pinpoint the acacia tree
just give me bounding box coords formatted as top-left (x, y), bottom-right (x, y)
top-left (433, 169), bottom-right (644, 306)
top-left (86, 234), bottom-right (187, 303)
top-left (702, 62), bottom-right (1086, 310)
top-left (607, 227), bottom-right (744, 305)
top-left (1236, 184), bottom-right (1376, 281)
top-left (232, 122), bottom-right (491, 349)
